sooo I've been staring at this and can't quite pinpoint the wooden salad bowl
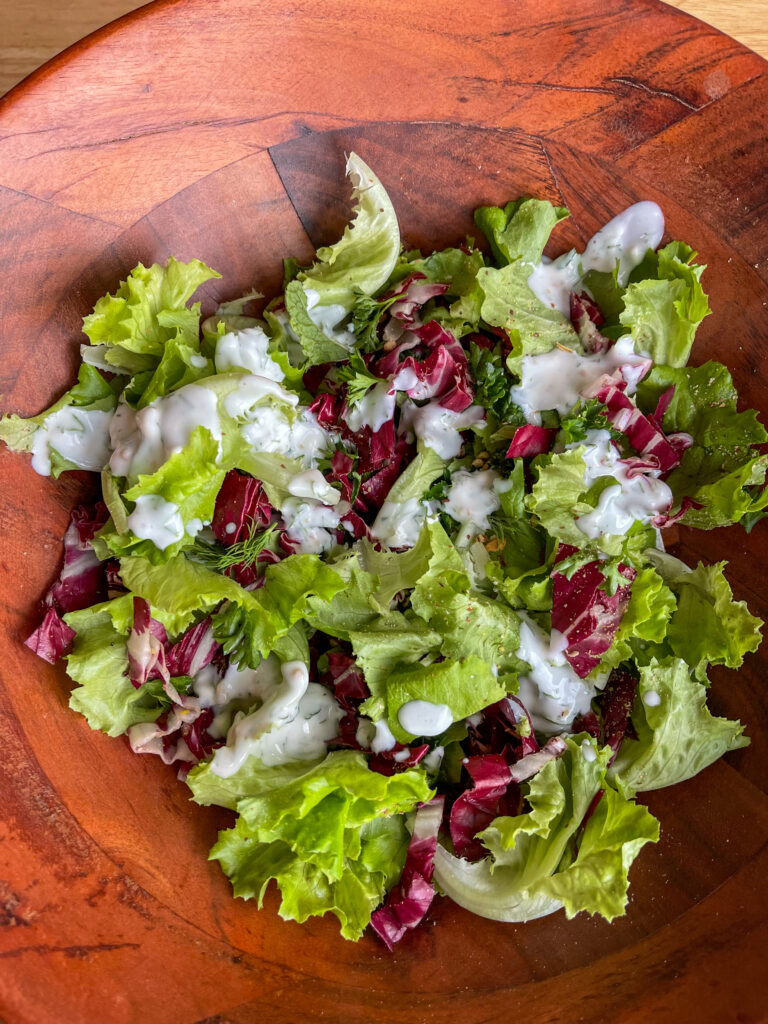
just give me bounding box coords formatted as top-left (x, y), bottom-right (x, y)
top-left (0, 1), bottom-right (766, 1020)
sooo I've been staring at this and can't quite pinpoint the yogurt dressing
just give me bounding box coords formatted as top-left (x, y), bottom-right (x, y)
top-left (109, 384), bottom-right (222, 478)
top-left (281, 496), bottom-right (344, 554)
top-left (210, 660), bottom-right (343, 776)
top-left (443, 469), bottom-right (504, 546)
top-left (515, 615), bottom-right (602, 734)
top-left (126, 494), bottom-right (185, 550)
top-left (527, 201), bottom-right (665, 315)
top-left (343, 381), bottom-right (396, 433)
top-left (215, 326), bottom-right (285, 381)
top-left (370, 497), bottom-right (429, 550)
top-left (31, 406), bottom-right (113, 477)
top-left (398, 699), bottom-right (453, 737)
top-left (571, 429), bottom-right (673, 540)
top-left (400, 399), bottom-right (485, 459)
top-left (304, 287), bottom-right (356, 350)
top-left (510, 335), bottom-right (650, 425)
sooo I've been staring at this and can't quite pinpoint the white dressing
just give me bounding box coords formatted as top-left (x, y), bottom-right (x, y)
top-left (109, 384), bottom-right (222, 478)
top-left (527, 201), bottom-right (665, 314)
top-left (31, 406), bottom-right (113, 476)
top-left (370, 497), bottom-right (428, 550)
top-left (222, 373), bottom-right (297, 420)
top-left (510, 335), bottom-right (649, 425)
top-left (239, 406), bottom-right (331, 466)
top-left (643, 689), bottom-right (661, 707)
top-left (571, 428), bottom-right (673, 540)
top-left (343, 381), bottom-right (396, 433)
top-left (582, 201), bottom-right (665, 286)
top-left (288, 469), bottom-right (342, 506)
top-left (215, 326), bottom-right (285, 381)
top-left (210, 660), bottom-right (343, 776)
top-left (443, 469), bottom-right (502, 547)
top-left (304, 287), bottom-right (356, 350)
top-left (281, 496), bottom-right (344, 554)
top-left (400, 399), bottom-right (485, 459)
top-left (371, 719), bottom-right (398, 753)
top-left (126, 494), bottom-right (184, 550)
top-left (515, 616), bottom-right (600, 734)
top-left (397, 699), bottom-right (453, 737)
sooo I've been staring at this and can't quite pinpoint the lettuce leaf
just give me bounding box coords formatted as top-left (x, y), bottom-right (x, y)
top-left (655, 557), bottom-right (762, 675)
top-left (297, 153), bottom-right (400, 312)
top-left (538, 785), bottom-right (659, 920)
top-left (609, 657), bottom-right (749, 797)
top-left (435, 737), bottom-right (658, 923)
top-left (619, 242), bottom-right (709, 368)
top-left (383, 656), bottom-right (505, 744)
top-left (65, 607), bottom-right (163, 736)
top-left (206, 750), bottom-right (432, 940)
top-left (636, 361), bottom-right (768, 528)
top-left (0, 364), bottom-right (118, 477)
top-left (119, 550), bottom-right (344, 667)
top-left (97, 426), bottom-right (225, 564)
top-left (82, 258), bottom-right (220, 374)
top-left (474, 198), bottom-right (569, 267)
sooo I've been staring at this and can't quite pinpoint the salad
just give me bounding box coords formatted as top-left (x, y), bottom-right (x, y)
top-left (2, 154), bottom-right (764, 948)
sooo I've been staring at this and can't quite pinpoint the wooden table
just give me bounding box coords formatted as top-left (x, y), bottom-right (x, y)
top-left (1, 0), bottom-right (767, 97)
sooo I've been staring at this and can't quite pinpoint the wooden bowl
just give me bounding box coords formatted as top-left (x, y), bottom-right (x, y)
top-left (1, 2), bottom-right (766, 1021)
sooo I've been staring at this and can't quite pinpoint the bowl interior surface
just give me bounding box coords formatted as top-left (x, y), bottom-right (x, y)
top-left (0, 2), bottom-right (767, 1021)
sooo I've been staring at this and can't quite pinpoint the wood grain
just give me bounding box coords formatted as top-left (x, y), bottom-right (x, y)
top-left (0, 1), bottom-right (766, 1022)
top-left (1, 0), bottom-right (768, 96)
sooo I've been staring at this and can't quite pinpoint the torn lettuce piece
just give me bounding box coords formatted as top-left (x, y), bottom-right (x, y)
top-left (82, 257), bottom-right (220, 374)
top-left (206, 750), bottom-right (432, 940)
top-left (644, 553), bottom-right (762, 676)
top-left (619, 242), bottom-right (709, 368)
top-left (609, 657), bottom-right (749, 797)
top-left (474, 198), bottom-right (570, 267)
top-left (296, 153), bottom-right (401, 313)
top-left (435, 737), bottom-right (658, 923)
top-left (0, 363), bottom-right (117, 478)
top-left (382, 656), bottom-right (504, 744)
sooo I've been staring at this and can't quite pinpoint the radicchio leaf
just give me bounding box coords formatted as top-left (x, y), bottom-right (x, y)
top-left (552, 555), bottom-right (636, 678)
top-left (506, 425), bottom-right (558, 458)
top-left (212, 471), bottom-right (272, 545)
top-left (370, 796), bottom-right (444, 950)
top-left (46, 503), bottom-right (109, 614)
top-left (25, 607), bottom-right (76, 664)
top-left (449, 755), bottom-right (518, 861)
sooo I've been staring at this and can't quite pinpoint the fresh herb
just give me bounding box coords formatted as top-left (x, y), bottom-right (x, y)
top-left (351, 288), bottom-right (401, 351)
top-left (468, 342), bottom-right (527, 424)
top-left (336, 350), bottom-right (382, 407)
top-left (559, 398), bottom-right (622, 445)
top-left (187, 522), bottom-right (278, 573)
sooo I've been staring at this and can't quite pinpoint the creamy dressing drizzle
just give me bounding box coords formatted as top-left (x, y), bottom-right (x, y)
top-left (281, 497), bottom-right (345, 554)
top-left (370, 497), bottom-right (429, 550)
top-left (31, 406), bottom-right (113, 476)
top-left (443, 469), bottom-right (505, 547)
top-left (527, 201), bottom-right (665, 315)
top-left (109, 384), bottom-right (222, 478)
top-left (304, 287), bottom-right (356, 350)
top-left (126, 495), bottom-right (185, 550)
top-left (343, 381), bottom-right (396, 433)
top-left (215, 326), bottom-right (285, 381)
top-left (515, 615), bottom-right (603, 734)
top-left (510, 335), bottom-right (649, 425)
top-left (210, 660), bottom-right (343, 776)
top-left (400, 399), bottom-right (485, 459)
top-left (571, 429), bottom-right (672, 540)
top-left (397, 699), bottom-right (453, 737)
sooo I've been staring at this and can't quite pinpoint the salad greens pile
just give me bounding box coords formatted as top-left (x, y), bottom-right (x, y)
top-left (2, 153), bottom-right (763, 948)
